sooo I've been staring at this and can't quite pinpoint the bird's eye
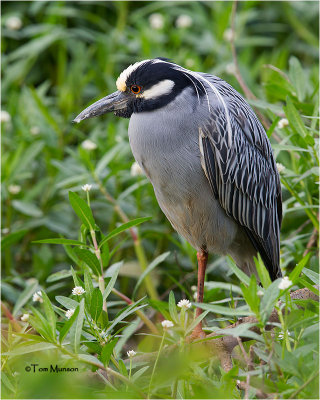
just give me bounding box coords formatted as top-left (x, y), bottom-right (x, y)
top-left (130, 85), bottom-right (142, 94)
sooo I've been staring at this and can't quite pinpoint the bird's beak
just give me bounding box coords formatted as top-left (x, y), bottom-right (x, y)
top-left (73, 90), bottom-right (128, 123)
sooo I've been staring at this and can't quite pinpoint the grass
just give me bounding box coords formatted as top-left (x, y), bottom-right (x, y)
top-left (1, 1), bottom-right (319, 399)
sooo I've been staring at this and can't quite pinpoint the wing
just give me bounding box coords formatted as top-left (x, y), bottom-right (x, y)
top-left (199, 93), bottom-right (282, 280)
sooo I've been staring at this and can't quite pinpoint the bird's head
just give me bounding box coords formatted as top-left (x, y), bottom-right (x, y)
top-left (73, 58), bottom-right (204, 123)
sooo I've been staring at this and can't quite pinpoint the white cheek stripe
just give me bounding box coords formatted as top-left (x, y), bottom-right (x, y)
top-left (139, 79), bottom-right (175, 99)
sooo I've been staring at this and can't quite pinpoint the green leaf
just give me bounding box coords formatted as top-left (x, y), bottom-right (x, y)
top-left (29, 306), bottom-right (55, 342)
top-left (100, 338), bottom-right (118, 366)
top-left (74, 248), bottom-right (101, 276)
top-left (12, 279), bottom-right (38, 317)
top-left (70, 266), bottom-right (84, 287)
top-left (216, 323), bottom-right (263, 342)
top-left (1, 230), bottom-right (27, 250)
top-left (289, 253), bottom-right (311, 284)
top-left (186, 310), bottom-right (210, 335)
top-left (285, 96), bottom-right (308, 137)
top-left (133, 251), bottom-right (169, 298)
top-left (12, 200), bottom-right (43, 218)
top-left (77, 353), bottom-right (104, 369)
top-left (69, 298), bottom-right (85, 353)
top-left (84, 266), bottom-right (94, 305)
top-left (240, 275), bottom-right (260, 315)
top-left (90, 288), bottom-right (103, 322)
top-left (68, 191), bottom-right (95, 230)
top-left (254, 255), bottom-right (272, 288)
top-left (302, 267), bottom-right (319, 284)
top-left (289, 56), bottom-right (306, 102)
top-left (55, 296), bottom-right (79, 310)
top-left (2, 342), bottom-right (57, 356)
top-left (99, 217), bottom-right (152, 248)
top-left (118, 359), bottom-right (128, 377)
top-left (260, 279), bottom-right (281, 324)
top-left (59, 306), bottom-right (80, 344)
top-left (194, 302), bottom-right (253, 316)
top-left (46, 269), bottom-right (72, 283)
top-left (33, 238), bottom-right (88, 246)
top-left (168, 291), bottom-right (179, 323)
top-left (103, 262), bottom-right (122, 300)
top-left (227, 257), bottom-right (251, 286)
top-left (41, 290), bottom-right (56, 342)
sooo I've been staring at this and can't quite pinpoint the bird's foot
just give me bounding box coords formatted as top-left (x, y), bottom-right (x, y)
top-left (186, 326), bottom-right (207, 343)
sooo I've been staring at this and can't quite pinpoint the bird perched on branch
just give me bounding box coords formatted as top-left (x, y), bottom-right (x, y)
top-left (74, 58), bottom-right (282, 338)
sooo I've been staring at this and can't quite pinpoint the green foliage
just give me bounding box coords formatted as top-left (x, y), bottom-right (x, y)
top-left (1, 1), bottom-right (319, 399)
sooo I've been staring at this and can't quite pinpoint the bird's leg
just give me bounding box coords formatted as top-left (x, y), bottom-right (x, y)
top-left (189, 249), bottom-right (208, 340)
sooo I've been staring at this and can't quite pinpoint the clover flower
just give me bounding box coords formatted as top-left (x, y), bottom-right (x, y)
top-left (72, 286), bottom-right (85, 296)
top-left (127, 350), bottom-right (136, 358)
top-left (176, 15), bottom-right (192, 28)
top-left (81, 184), bottom-right (92, 192)
top-left (161, 320), bottom-right (174, 329)
top-left (81, 139), bottom-right (97, 150)
top-left (32, 291), bottom-right (43, 303)
top-left (5, 16), bottom-right (22, 30)
top-left (276, 163), bottom-right (285, 174)
top-left (278, 276), bottom-right (292, 290)
top-left (149, 13), bottom-right (164, 29)
top-left (277, 118), bottom-right (289, 129)
top-left (130, 162), bottom-right (143, 176)
top-left (65, 309), bottom-right (75, 319)
top-left (0, 110), bottom-right (11, 123)
top-left (21, 313), bottom-right (30, 322)
top-left (8, 185), bottom-right (21, 194)
top-left (177, 299), bottom-right (192, 309)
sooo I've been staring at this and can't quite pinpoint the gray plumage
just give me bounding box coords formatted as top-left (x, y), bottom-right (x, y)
top-left (74, 59), bottom-right (282, 281)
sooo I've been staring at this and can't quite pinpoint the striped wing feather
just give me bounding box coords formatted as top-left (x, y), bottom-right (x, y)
top-left (200, 105), bottom-right (282, 280)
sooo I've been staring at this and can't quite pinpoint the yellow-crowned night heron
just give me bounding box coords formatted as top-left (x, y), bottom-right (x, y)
top-left (74, 58), bottom-right (282, 338)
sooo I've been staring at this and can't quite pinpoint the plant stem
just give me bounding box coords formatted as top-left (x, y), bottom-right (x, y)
top-left (93, 172), bottom-right (159, 301)
top-left (148, 330), bottom-right (166, 398)
top-left (111, 288), bottom-right (159, 335)
top-left (90, 229), bottom-right (107, 312)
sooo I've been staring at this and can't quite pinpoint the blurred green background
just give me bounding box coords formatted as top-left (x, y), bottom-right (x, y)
top-left (2, 0), bottom-right (318, 293)
top-left (1, 2), bottom-right (319, 398)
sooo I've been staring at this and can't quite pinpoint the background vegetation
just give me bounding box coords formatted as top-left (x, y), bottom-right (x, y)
top-left (1, 1), bottom-right (319, 399)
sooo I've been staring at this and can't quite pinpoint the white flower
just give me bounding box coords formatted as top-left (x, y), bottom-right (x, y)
top-left (191, 285), bottom-right (197, 292)
top-left (223, 28), bottom-right (234, 42)
top-left (2, 228), bottom-right (9, 235)
top-left (278, 276), bottom-right (292, 290)
top-left (32, 291), bottom-right (43, 303)
top-left (127, 350), bottom-right (136, 358)
top-left (65, 309), bottom-right (75, 319)
top-left (161, 320), bottom-right (174, 329)
top-left (176, 15), bottom-right (192, 29)
top-left (276, 163), bottom-right (285, 174)
top-left (21, 313), bottom-right (30, 322)
top-left (149, 13), bottom-right (164, 29)
top-left (177, 299), bottom-right (192, 309)
top-left (193, 291), bottom-right (198, 301)
top-left (30, 126), bottom-right (40, 136)
top-left (278, 330), bottom-right (291, 339)
top-left (0, 110), bottom-right (11, 123)
top-left (130, 162), bottom-right (143, 177)
top-left (72, 286), bottom-right (85, 296)
top-left (257, 290), bottom-right (264, 296)
top-left (8, 184), bottom-right (21, 194)
top-left (81, 139), bottom-right (97, 150)
top-left (225, 63), bottom-right (236, 75)
top-left (277, 118), bottom-right (289, 129)
top-left (81, 184), bottom-right (92, 192)
top-left (5, 16), bottom-right (22, 30)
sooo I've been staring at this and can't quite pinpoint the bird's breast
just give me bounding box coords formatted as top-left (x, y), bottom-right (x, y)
top-left (128, 109), bottom-right (239, 254)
